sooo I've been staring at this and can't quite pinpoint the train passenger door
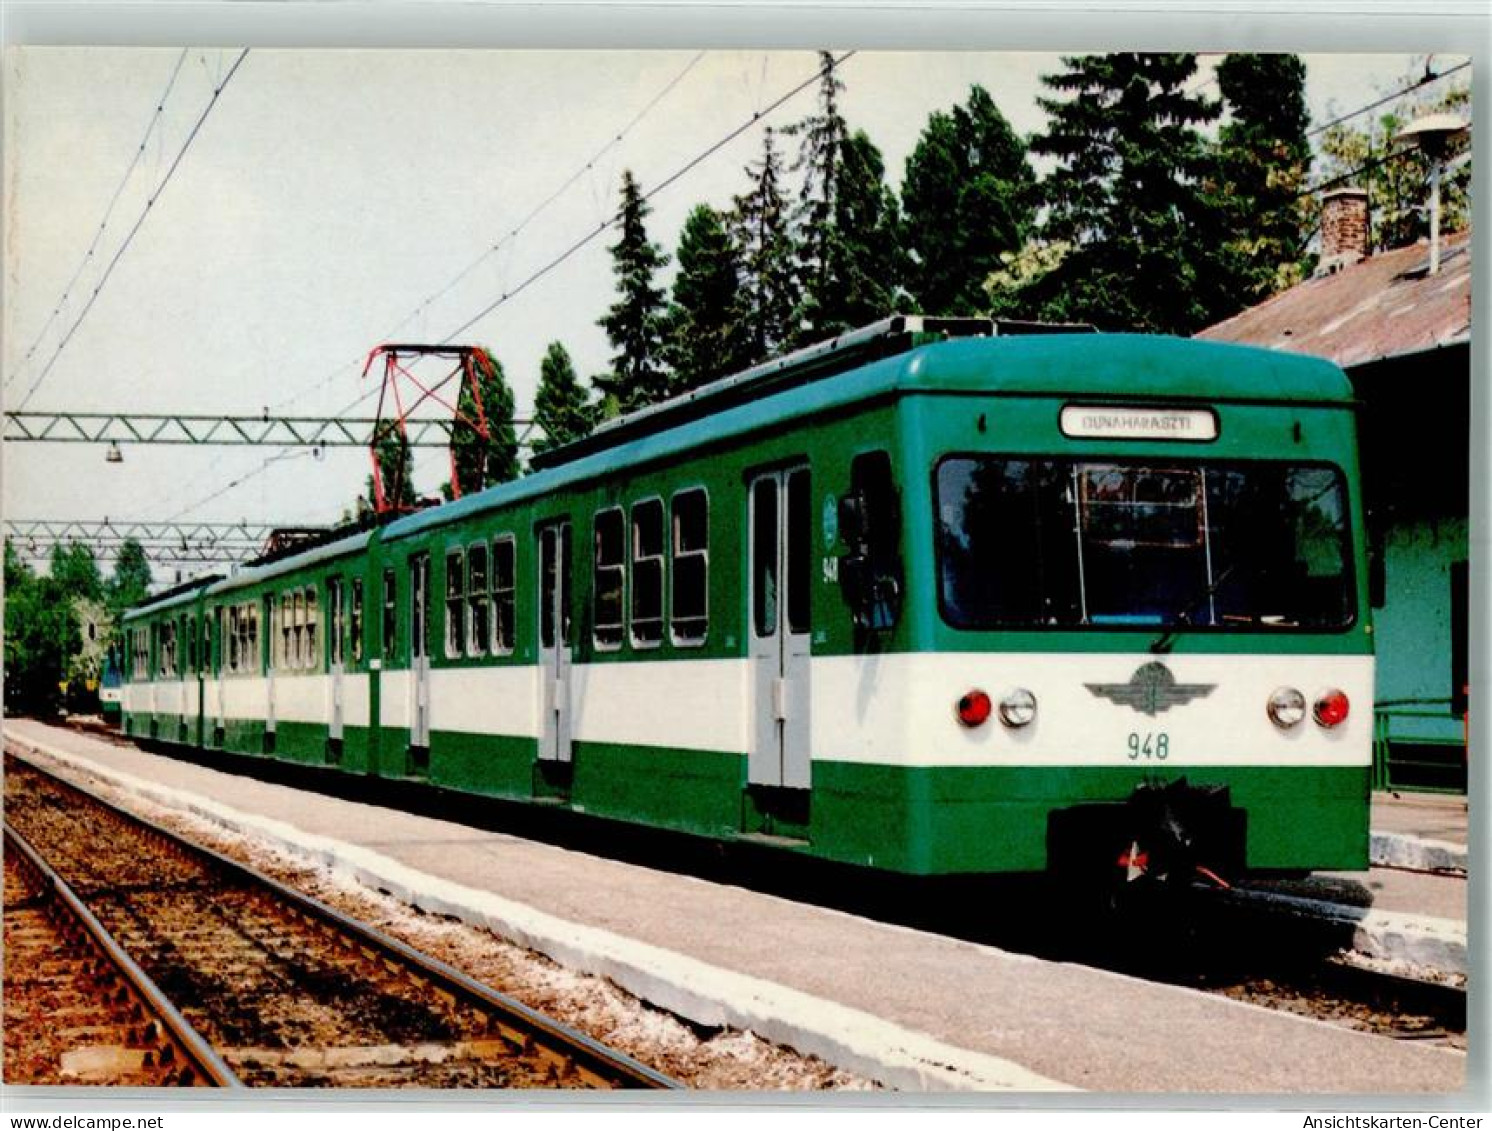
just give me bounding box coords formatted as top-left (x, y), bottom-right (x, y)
top-left (537, 521), bottom-right (573, 763)
top-left (214, 607), bottom-right (226, 744)
top-left (748, 467), bottom-right (813, 790)
top-left (327, 577), bottom-right (345, 752)
top-left (263, 596), bottom-right (276, 748)
top-left (410, 554), bottom-right (432, 752)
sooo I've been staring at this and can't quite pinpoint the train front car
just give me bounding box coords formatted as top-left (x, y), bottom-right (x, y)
top-left (864, 332), bottom-right (1372, 889)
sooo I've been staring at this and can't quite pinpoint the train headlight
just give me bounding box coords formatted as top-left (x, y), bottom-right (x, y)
top-left (1267, 687), bottom-right (1306, 729)
top-left (956, 689), bottom-right (992, 728)
top-left (1313, 689), bottom-right (1351, 729)
top-left (998, 688), bottom-right (1038, 729)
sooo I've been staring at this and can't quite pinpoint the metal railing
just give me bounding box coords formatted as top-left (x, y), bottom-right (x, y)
top-left (1372, 698), bottom-right (1467, 794)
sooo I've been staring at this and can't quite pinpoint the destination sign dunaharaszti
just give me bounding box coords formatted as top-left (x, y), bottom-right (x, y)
top-left (1060, 405), bottom-right (1219, 441)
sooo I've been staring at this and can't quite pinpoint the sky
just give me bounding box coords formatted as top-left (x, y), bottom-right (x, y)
top-left (1, 43), bottom-right (1472, 582)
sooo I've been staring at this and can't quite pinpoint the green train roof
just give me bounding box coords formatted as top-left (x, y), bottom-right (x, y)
top-left (384, 330), bottom-right (1351, 546)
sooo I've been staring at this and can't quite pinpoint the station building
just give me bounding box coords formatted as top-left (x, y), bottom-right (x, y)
top-left (1197, 189), bottom-right (1471, 792)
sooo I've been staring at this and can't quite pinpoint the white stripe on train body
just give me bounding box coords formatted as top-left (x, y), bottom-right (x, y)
top-left (127, 652), bottom-right (1372, 770)
top-left (809, 652), bottom-right (1372, 768)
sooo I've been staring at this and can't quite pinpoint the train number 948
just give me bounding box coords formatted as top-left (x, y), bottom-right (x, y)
top-left (1127, 732), bottom-right (1170, 760)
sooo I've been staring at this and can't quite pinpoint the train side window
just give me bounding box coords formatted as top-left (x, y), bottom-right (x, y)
top-left (305, 588), bottom-right (319, 671)
top-left (787, 469), bottom-right (812, 634)
top-left (292, 592), bottom-right (305, 669)
top-left (228, 609), bottom-right (239, 673)
top-left (350, 578), bottom-right (364, 665)
top-left (631, 499), bottom-right (665, 648)
top-left (328, 577), bottom-right (345, 666)
top-left (492, 536), bottom-right (516, 655)
top-left (468, 542), bottom-right (489, 656)
top-left (382, 568), bottom-right (398, 660)
top-left (752, 479), bottom-right (778, 638)
top-left (671, 489), bottom-right (709, 645)
top-left (445, 548), bottom-right (466, 658)
top-left (410, 554), bottom-right (431, 661)
top-left (593, 508), bottom-right (625, 650)
top-left (838, 451), bottom-right (904, 632)
top-left (247, 603), bottom-right (259, 673)
top-left (187, 616), bottom-right (197, 674)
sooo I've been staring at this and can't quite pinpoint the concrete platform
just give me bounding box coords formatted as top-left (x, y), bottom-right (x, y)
top-left (2, 719), bottom-right (1468, 1096)
top-left (1371, 791), bottom-right (1469, 874)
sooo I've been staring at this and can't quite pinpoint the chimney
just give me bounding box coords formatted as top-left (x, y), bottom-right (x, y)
top-left (1316, 188), bottom-right (1369, 276)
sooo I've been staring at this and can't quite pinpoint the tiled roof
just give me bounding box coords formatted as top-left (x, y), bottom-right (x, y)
top-left (1194, 228), bottom-right (1471, 369)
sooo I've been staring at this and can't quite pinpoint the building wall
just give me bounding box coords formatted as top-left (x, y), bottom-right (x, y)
top-left (1374, 514), bottom-right (1468, 747)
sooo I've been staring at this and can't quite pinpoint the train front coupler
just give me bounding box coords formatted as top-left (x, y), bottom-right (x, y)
top-left (1113, 778), bottom-right (1241, 891)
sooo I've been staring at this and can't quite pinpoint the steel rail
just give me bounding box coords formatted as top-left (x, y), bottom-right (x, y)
top-left (6, 751), bottom-right (684, 1091)
top-left (3, 820), bottom-right (246, 1088)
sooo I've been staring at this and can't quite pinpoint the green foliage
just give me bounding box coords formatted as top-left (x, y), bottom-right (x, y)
top-left (1317, 61), bottom-right (1471, 253)
top-left (1210, 53), bottom-right (1313, 305)
top-left (4, 538), bottom-right (109, 714)
top-left (596, 169), bottom-right (672, 414)
top-left (664, 204), bottom-right (754, 391)
top-left (811, 130), bottom-right (907, 335)
top-left (784, 52), bottom-right (850, 342)
top-left (49, 540), bottom-right (103, 602)
top-left (532, 341), bottom-right (597, 456)
top-left (107, 538), bottom-right (152, 616)
top-left (731, 127), bottom-right (801, 363)
top-left (1026, 53), bottom-right (1224, 335)
top-left (450, 348), bottom-right (519, 495)
top-left (903, 85), bottom-right (1036, 316)
top-left (365, 421), bottom-right (417, 515)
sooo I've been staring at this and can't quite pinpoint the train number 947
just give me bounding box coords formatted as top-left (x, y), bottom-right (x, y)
top-left (1127, 732), bottom-right (1170, 761)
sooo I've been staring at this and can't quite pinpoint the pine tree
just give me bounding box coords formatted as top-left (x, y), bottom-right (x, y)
top-left (731, 128), bottom-right (801, 364)
top-left (1210, 53), bottom-right (1313, 307)
top-left (664, 204), bottom-right (753, 390)
top-left (813, 130), bottom-right (906, 335)
top-left (902, 85), bottom-right (1036, 316)
top-left (596, 169), bottom-right (671, 415)
top-left (1027, 53), bottom-right (1223, 335)
top-left (532, 341), bottom-right (596, 457)
top-left (784, 51), bottom-right (849, 341)
top-left (449, 348), bottom-right (519, 496)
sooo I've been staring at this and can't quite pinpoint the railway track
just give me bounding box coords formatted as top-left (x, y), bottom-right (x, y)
top-left (9, 730), bottom-right (1464, 1077)
top-left (4, 824), bottom-right (242, 1087)
top-left (2, 754), bottom-right (682, 1090)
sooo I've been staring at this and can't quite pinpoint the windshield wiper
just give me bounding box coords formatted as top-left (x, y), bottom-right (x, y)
top-left (1150, 564), bottom-right (1237, 654)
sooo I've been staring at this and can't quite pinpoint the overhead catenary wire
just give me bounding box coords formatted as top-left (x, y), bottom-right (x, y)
top-left (14, 49), bottom-right (251, 414)
top-left (440, 51), bottom-right (856, 345)
top-left (1306, 59), bottom-right (1469, 139)
top-left (5, 49), bottom-right (190, 393)
top-left (161, 51), bottom-right (849, 524)
top-left (267, 51), bottom-right (707, 416)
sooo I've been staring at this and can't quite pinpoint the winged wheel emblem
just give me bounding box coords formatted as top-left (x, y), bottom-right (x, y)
top-left (1085, 662), bottom-right (1215, 717)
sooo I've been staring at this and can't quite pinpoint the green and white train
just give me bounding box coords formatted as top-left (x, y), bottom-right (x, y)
top-left (121, 316), bottom-right (1373, 884)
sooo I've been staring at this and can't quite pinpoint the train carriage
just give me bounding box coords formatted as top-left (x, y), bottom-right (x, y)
top-left (122, 316), bottom-right (1373, 884)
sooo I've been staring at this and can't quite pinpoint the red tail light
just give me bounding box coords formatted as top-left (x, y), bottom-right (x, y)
top-left (1313, 689), bottom-right (1350, 728)
top-left (957, 690), bottom-right (992, 728)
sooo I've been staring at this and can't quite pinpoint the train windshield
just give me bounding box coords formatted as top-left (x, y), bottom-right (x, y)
top-left (936, 457), bottom-right (1355, 631)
